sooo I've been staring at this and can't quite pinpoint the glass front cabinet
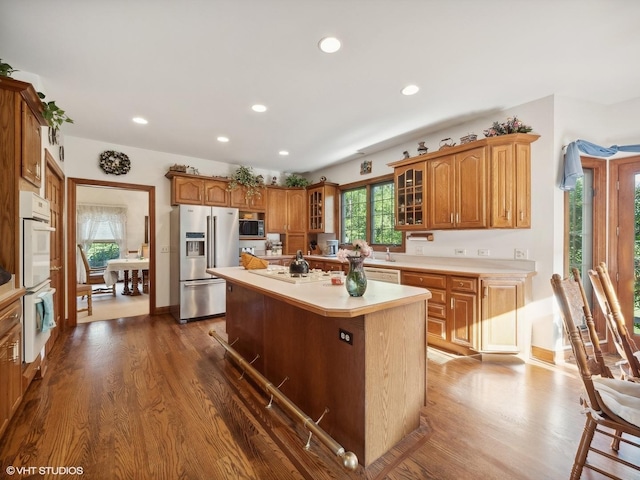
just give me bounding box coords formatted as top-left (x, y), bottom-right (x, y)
top-left (395, 164), bottom-right (425, 229)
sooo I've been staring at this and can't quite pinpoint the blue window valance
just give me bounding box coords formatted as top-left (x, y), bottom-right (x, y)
top-left (561, 140), bottom-right (640, 190)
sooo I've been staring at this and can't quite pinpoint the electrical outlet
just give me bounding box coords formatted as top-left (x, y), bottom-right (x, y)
top-left (415, 246), bottom-right (424, 255)
top-left (161, 246), bottom-right (170, 253)
top-left (514, 248), bottom-right (528, 260)
top-left (478, 249), bottom-right (490, 256)
top-left (339, 329), bottom-right (353, 345)
top-left (454, 248), bottom-right (466, 256)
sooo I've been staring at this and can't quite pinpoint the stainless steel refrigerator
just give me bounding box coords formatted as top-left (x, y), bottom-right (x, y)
top-left (170, 205), bottom-right (239, 323)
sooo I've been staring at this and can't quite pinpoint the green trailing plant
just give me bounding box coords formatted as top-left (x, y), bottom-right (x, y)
top-left (0, 59), bottom-right (17, 77)
top-left (228, 165), bottom-right (264, 200)
top-left (37, 91), bottom-right (74, 129)
top-left (285, 173), bottom-right (310, 188)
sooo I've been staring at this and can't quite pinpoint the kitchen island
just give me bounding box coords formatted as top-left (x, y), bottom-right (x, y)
top-left (207, 266), bottom-right (431, 467)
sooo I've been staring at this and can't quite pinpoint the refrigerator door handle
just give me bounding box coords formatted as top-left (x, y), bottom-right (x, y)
top-left (207, 215), bottom-right (213, 269)
top-left (184, 281), bottom-right (221, 287)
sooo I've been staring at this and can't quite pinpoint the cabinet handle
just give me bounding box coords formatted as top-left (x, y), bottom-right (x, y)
top-left (450, 213), bottom-right (453, 223)
top-left (418, 277), bottom-right (423, 283)
top-left (458, 281), bottom-right (464, 287)
top-left (506, 210), bottom-right (511, 220)
top-left (483, 286), bottom-right (488, 298)
top-left (519, 211), bottom-right (524, 221)
top-left (450, 298), bottom-right (454, 309)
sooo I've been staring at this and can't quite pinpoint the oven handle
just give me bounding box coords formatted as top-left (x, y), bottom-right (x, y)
top-left (32, 225), bottom-right (55, 232)
top-left (34, 287), bottom-right (57, 304)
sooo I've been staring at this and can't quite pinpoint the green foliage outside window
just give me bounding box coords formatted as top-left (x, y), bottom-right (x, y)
top-left (87, 242), bottom-right (120, 268)
top-left (342, 181), bottom-right (402, 247)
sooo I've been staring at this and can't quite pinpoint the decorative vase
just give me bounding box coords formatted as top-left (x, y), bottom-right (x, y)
top-left (346, 256), bottom-right (367, 297)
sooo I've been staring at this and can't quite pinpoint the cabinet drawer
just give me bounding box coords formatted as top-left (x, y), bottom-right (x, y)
top-left (0, 300), bottom-right (22, 337)
top-left (450, 276), bottom-right (477, 293)
top-left (402, 271), bottom-right (446, 289)
top-left (428, 302), bottom-right (447, 320)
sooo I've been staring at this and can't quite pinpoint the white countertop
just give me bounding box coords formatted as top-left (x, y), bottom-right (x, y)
top-left (207, 266), bottom-right (431, 318)
top-left (303, 255), bottom-right (537, 277)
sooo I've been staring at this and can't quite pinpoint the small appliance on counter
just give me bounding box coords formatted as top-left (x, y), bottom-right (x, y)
top-left (317, 233), bottom-right (338, 257)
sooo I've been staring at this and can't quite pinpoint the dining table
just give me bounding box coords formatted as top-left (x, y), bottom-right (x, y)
top-left (104, 258), bottom-right (149, 296)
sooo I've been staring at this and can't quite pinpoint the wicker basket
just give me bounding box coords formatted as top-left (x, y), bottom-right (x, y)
top-left (241, 252), bottom-right (269, 270)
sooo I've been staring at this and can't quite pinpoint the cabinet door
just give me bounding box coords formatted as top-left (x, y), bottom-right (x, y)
top-left (21, 102), bottom-right (42, 188)
top-left (490, 144), bottom-right (515, 228)
top-left (286, 189), bottom-right (306, 233)
top-left (230, 186), bottom-right (266, 210)
top-left (7, 323), bottom-right (22, 416)
top-left (266, 188), bottom-right (287, 232)
top-left (308, 187), bottom-right (323, 232)
top-left (395, 164), bottom-right (425, 229)
top-left (427, 156), bottom-right (455, 229)
top-left (455, 147), bottom-right (486, 228)
top-left (450, 291), bottom-right (476, 348)
top-left (480, 279), bottom-right (522, 353)
top-left (285, 233), bottom-right (306, 255)
top-left (203, 180), bottom-right (229, 206)
top-left (0, 329), bottom-right (9, 435)
top-left (172, 177), bottom-right (204, 205)
top-left (514, 142), bottom-right (531, 228)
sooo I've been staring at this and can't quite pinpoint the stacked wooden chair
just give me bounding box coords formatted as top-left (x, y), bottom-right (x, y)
top-left (77, 244), bottom-right (116, 296)
top-left (551, 269), bottom-right (640, 480)
top-left (588, 262), bottom-right (640, 381)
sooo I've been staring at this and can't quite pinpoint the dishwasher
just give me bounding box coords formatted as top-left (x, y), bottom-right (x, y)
top-left (363, 266), bottom-right (401, 284)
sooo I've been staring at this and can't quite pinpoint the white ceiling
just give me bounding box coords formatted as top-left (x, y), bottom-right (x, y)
top-left (2, 0), bottom-right (639, 173)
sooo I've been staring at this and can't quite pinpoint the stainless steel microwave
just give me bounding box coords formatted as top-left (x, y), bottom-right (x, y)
top-left (239, 219), bottom-right (264, 238)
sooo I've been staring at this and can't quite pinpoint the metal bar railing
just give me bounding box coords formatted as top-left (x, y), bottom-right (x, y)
top-left (209, 329), bottom-right (358, 471)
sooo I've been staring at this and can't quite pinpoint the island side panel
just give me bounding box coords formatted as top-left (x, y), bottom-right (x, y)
top-left (364, 300), bottom-right (427, 464)
top-left (262, 295), bottom-right (367, 462)
top-left (225, 282), bottom-right (267, 372)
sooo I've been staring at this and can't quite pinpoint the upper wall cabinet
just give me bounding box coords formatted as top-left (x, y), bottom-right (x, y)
top-left (229, 185), bottom-right (266, 211)
top-left (307, 181), bottom-right (338, 233)
top-left (0, 77), bottom-right (47, 284)
top-left (389, 133), bottom-right (539, 230)
top-left (166, 172), bottom-right (230, 206)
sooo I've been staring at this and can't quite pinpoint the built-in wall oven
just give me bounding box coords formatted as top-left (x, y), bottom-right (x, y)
top-left (19, 191), bottom-right (56, 363)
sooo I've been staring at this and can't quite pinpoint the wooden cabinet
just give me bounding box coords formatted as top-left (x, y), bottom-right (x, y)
top-left (230, 185), bottom-right (266, 210)
top-left (402, 268), bottom-right (527, 355)
top-left (21, 102), bottom-right (44, 188)
top-left (427, 146), bottom-right (487, 229)
top-left (478, 278), bottom-right (524, 353)
top-left (166, 172), bottom-right (230, 206)
top-left (307, 182), bottom-right (338, 233)
top-left (389, 134), bottom-right (539, 230)
top-left (266, 187), bottom-right (306, 255)
top-left (0, 77), bottom-right (47, 286)
top-left (0, 294), bottom-right (23, 439)
top-left (395, 164), bottom-right (425, 229)
top-left (489, 135), bottom-right (534, 228)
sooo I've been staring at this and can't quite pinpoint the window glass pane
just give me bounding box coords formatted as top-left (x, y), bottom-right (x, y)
top-left (568, 170), bottom-right (594, 315)
top-left (635, 174), bottom-right (640, 332)
top-left (87, 242), bottom-right (120, 268)
top-left (342, 187), bottom-right (367, 243)
top-left (371, 182), bottom-right (402, 246)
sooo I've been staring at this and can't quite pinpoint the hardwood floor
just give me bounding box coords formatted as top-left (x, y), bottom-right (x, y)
top-left (1, 314), bottom-right (638, 479)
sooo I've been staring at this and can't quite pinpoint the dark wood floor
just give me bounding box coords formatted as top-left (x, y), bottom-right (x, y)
top-left (1, 314), bottom-right (638, 479)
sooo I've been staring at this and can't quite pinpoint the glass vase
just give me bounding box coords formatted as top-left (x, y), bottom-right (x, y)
top-left (346, 256), bottom-right (367, 297)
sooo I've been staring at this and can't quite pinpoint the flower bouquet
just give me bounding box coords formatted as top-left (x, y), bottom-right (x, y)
top-left (483, 116), bottom-right (533, 137)
top-left (337, 239), bottom-right (372, 261)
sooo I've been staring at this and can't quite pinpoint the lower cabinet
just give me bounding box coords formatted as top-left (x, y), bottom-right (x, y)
top-left (0, 298), bottom-right (23, 439)
top-left (402, 269), bottom-right (527, 355)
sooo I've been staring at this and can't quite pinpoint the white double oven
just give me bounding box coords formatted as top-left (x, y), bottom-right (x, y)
top-left (19, 191), bottom-right (56, 363)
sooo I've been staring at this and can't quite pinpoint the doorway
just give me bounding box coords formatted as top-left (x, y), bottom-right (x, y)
top-left (611, 156), bottom-right (640, 339)
top-left (67, 178), bottom-right (155, 328)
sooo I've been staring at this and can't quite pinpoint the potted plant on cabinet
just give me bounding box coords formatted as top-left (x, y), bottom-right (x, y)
top-left (228, 165), bottom-right (264, 202)
top-left (285, 173), bottom-right (310, 188)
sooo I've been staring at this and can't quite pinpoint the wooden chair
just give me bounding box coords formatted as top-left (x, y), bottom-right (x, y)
top-left (551, 272), bottom-right (640, 480)
top-left (77, 244), bottom-right (115, 296)
top-left (589, 262), bottom-right (640, 380)
top-left (76, 283), bottom-right (92, 316)
top-left (140, 243), bottom-right (149, 294)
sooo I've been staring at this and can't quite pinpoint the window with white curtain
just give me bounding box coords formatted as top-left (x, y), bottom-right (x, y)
top-left (77, 205), bottom-right (127, 277)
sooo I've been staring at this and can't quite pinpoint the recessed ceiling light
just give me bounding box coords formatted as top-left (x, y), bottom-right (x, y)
top-left (132, 117), bottom-right (148, 124)
top-left (217, 136), bottom-right (229, 143)
top-left (279, 150), bottom-right (289, 156)
top-left (401, 85), bottom-right (420, 96)
top-left (251, 104), bottom-right (267, 113)
top-left (318, 37), bottom-right (341, 53)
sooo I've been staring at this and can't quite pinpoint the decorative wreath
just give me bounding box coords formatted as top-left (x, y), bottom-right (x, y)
top-left (99, 150), bottom-right (131, 175)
